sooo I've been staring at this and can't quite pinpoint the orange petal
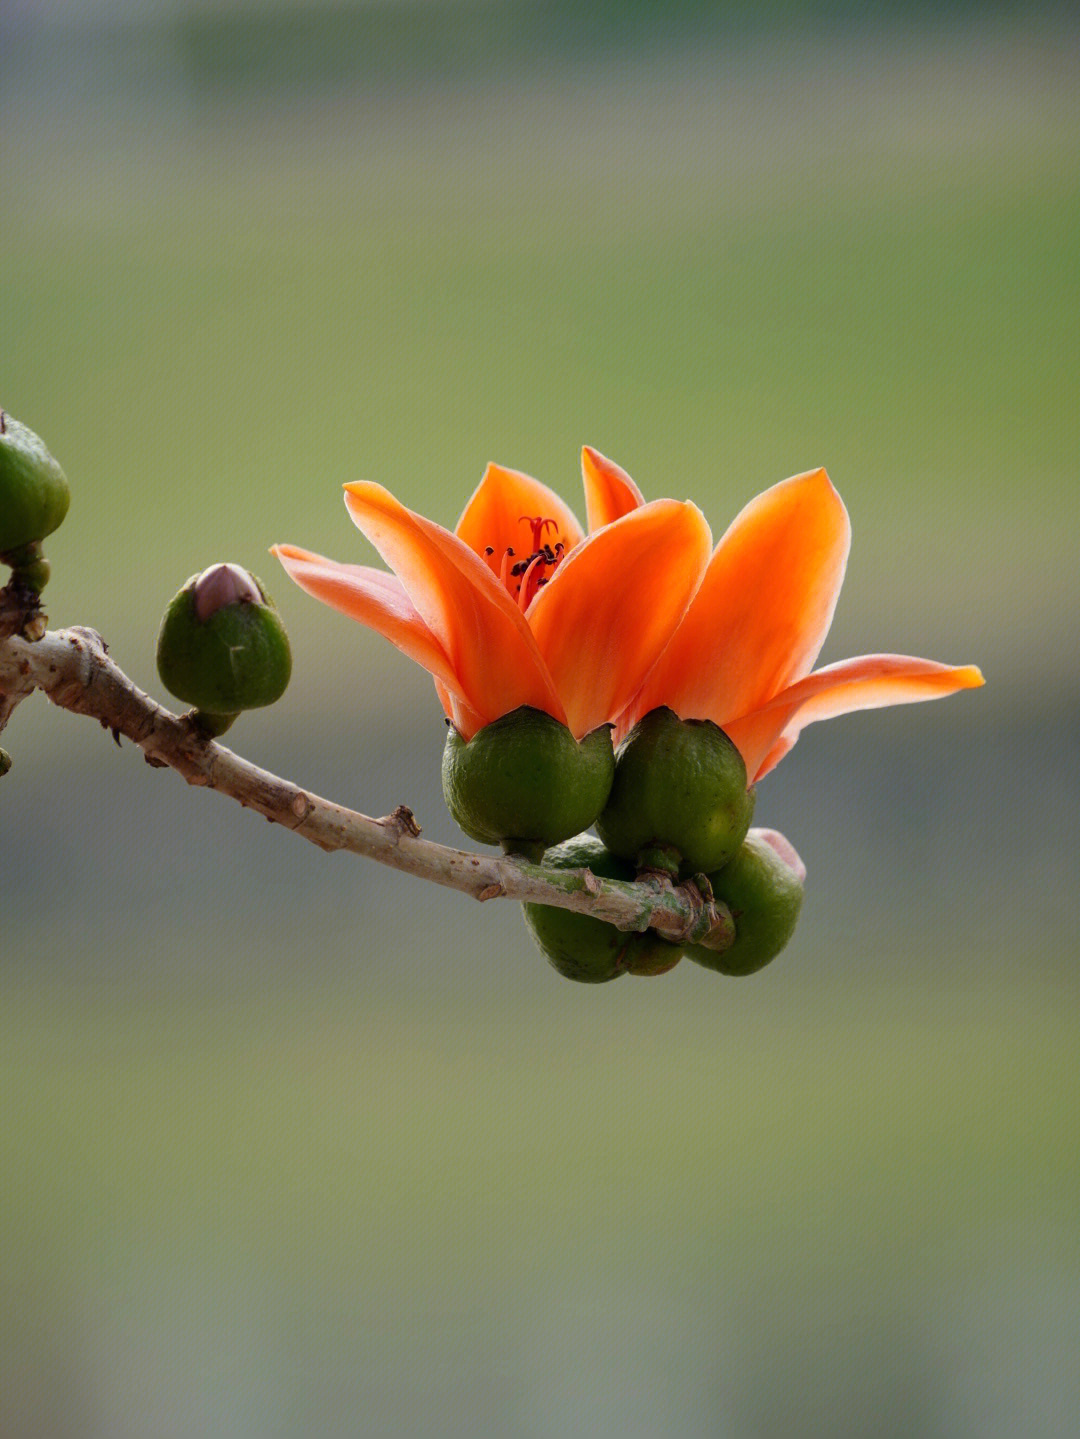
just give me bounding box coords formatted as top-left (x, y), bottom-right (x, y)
top-left (343, 482), bottom-right (568, 729)
top-left (625, 469), bottom-right (851, 732)
top-left (527, 499), bottom-right (713, 738)
top-left (724, 655), bottom-right (986, 783)
top-left (454, 462), bottom-right (584, 563)
top-left (433, 679), bottom-right (486, 738)
top-left (273, 544), bottom-right (464, 705)
top-left (581, 446), bottom-right (646, 531)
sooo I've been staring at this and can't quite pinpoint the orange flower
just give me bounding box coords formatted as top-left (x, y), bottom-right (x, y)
top-left (614, 465), bottom-right (984, 781)
top-left (273, 452), bottom-right (712, 740)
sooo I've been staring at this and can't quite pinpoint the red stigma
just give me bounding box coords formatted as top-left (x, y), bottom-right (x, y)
top-left (520, 515), bottom-right (560, 551)
top-left (483, 518), bottom-right (568, 609)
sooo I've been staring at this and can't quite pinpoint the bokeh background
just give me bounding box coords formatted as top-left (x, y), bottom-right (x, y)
top-left (2, 3), bottom-right (1078, 1435)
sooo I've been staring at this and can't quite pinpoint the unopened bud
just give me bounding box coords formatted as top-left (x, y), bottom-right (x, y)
top-left (156, 564), bottom-right (292, 728)
top-left (0, 411), bottom-right (70, 584)
top-left (522, 834), bottom-right (682, 983)
top-left (685, 828), bottom-right (805, 977)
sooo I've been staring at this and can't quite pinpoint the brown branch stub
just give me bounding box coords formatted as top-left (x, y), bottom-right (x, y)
top-left (0, 622), bottom-right (733, 949)
top-left (389, 804), bottom-right (422, 839)
top-left (0, 576), bottom-right (47, 643)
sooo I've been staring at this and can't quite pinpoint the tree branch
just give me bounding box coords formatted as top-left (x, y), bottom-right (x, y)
top-left (0, 619), bottom-right (734, 950)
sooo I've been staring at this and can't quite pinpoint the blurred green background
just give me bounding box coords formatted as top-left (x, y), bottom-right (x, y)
top-left (2, 3), bottom-right (1078, 1435)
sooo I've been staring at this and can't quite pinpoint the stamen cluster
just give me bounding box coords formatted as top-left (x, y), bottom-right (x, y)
top-left (483, 515), bottom-right (567, 610)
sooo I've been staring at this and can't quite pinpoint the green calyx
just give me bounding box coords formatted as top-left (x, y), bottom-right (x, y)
top-left (596, 706), bottom-right (756, 875)
top-left (685, 829), bottom-right (805, 977)
top-left (441, 706), bottom-right (614, 851)
top-left (523, 834), bottom-right (682, 983)
top-left (156, 564), bottom-right (292, 722)
top-left (0, 412), bottom-right (70, 568)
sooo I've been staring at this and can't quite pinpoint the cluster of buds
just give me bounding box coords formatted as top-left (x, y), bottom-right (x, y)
top-left (442, 703), bottom-right (804, 983)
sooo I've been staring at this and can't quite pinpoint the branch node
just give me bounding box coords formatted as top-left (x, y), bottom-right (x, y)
top-left (477, 883), bottom-right (505, 902)
top-left (389, 804), bottom-right (422, 838)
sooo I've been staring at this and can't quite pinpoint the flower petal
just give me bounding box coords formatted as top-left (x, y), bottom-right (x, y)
top-left (724, 654), bottom-right (986, 783)
top-left (624, 469), bottom-right (851, 732)
top-left (581, 446), bottom-right (646, 531)
top-left (342, 482), bottom-right (568, 730)
top-left (455, 462), bottom-right (584, 563)
top-left (527, 499), bottom-right (713, 738)
top-left (434, 679), bottom-right (485, 738)
top-left (273, 544), bottom-right (464, 704)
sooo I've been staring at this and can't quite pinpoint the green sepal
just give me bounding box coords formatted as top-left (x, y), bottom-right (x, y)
top-left (597, 706), bottom-right (755, 875)
top-left (441, 706), bottom-right (614, 850)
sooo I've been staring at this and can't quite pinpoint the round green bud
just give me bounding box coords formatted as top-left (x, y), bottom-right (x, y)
top-left (0, 411), bottom-right (70, 558)
top-left (522, 834), bottom-right (682, 983)
top-left (685, 828), bottom-right (805, 977)
top-left (596, 707), bottom-right (755, 875)
top-left (156, 564), bottom-right (292, 719)
top-left (442, 706), bottom-right (614, 850)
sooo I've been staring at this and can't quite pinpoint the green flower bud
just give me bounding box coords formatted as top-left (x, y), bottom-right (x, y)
top-left (685, 828), bottom-right (805, 977)
top-left (0, 411), bottom-right (70, 567)
top-left (441, 706), bottom-right (614, 852)
top-left (522, 834), bottom-right (682, 983)
top-left (156, 564), bottom-right (292, 732)
top-left (596, 706), bottom-right (755, 875)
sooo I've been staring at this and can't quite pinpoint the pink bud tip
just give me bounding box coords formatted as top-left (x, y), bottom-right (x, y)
top-left (754, 828), bottom-right (807, 884)
top-left (192, 563), bottom-right (261, 621)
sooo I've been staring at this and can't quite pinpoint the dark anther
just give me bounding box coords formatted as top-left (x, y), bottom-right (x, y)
top-left (484, 546), bottom-right (495, 556)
